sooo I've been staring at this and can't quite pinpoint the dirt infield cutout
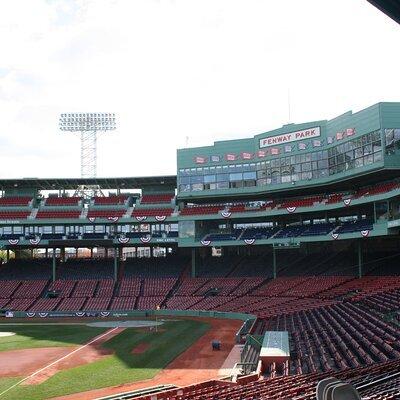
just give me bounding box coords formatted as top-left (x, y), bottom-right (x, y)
top-left (0, 332), bottom-right (16, 337)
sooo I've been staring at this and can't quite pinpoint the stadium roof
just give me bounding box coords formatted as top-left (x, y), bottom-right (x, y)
top-left (0, 176), bottom-right (177, 190)
top-left (368, 0), bottom-right (400, 24)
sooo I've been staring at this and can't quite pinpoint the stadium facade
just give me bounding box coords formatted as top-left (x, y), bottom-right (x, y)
top-left (0, 102), bottom-right (400, 279)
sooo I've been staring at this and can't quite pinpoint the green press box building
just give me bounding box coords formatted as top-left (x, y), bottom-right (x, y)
top-left (177, 102), bottom-right (400, 199)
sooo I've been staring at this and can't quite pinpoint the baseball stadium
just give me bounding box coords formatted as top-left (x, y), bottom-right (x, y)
top-left (0, 100), bottom-right (399, 400)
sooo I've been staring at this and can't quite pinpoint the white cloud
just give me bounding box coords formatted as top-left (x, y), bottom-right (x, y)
top-left (0, 0), bottom-right (399, 179)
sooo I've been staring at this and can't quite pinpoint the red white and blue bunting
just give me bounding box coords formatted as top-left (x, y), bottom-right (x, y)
top-left (135, 216), bottom-right (147, 222)
top-left (201, 240), bottom-right (211, 246)
top-left (140, 236), bottom-right (151, 244)
top-left (107, 216), bottom-right (119, 222)
top-left (29, 237), bottom-right (41, 245)
top-left (26, 312), bottom-right (36, 318)
top-left (39, 312), bottom-right (48, 318)
top-left (343, 198), bottom-right (352, 206)
top-left (75, 312), bottom-right (85, 317)
top-left (331, 233), bottom-right (339, 240)
top-left (286, 207), bottom-right (297, 213)
top-left (360, 230), bottom-right (370, 237)
top-left (244, 238), bottom-right (256, 245)
top-left (100, 311), bottom-right (110, 317)
top-left (8, 239), bottom-right (19, 245)
top-left (88, 217), bottom-right (96, 223)
top-left (118, 236), bottom-right (130, 244)
top-left (220, 211), bottom-right (232, 218)
top-left (155, 215), bottom-right (167, 222)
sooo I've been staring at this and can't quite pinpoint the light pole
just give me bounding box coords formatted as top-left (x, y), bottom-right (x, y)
top-left (59, 112), bottom-right (116, 198)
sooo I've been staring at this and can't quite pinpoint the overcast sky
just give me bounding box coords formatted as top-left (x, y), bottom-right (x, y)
top-left (0, 0), bottom-right (398, 179)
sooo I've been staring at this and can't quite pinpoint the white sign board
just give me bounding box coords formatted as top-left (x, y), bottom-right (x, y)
top-left (259, 127), bottom-right (321, 148)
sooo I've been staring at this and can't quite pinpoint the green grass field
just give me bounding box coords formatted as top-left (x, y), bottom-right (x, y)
top-left (0, 319), bottom-right (210, 400)
top-left (0, 325), bottom-right (107, 352)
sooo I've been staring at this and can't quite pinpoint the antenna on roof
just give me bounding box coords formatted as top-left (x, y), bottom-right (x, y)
top-left (185, 136), bottom-right (190, 148)
top-left (287, 88), bottom-right (292, 124)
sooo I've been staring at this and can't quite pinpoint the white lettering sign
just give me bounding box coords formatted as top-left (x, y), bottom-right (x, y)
top-left (259, 127), bottom-right (321, 148)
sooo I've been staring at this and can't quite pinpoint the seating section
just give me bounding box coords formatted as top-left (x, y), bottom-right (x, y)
top-left (93, 195), bottom-right (128, 205)
top-left (279, 196), bottom-right (323, 209)
top-left (0, 210), bottom-right (31, 219)
top-left (87, 208), bottom-right (127, 218)
top-left (131, 208), bottom-right (173, 218)
top-left (1, 256), bottom-right (399, 391)
top-left (0, 196), bottom-right (32, 206)
top-left (45, 197), bottom-right (81, 206)
top-left (36, 210), bottom-right (81, 219)
top-left (141, 193), bottom-right (174, 204)
top-left (136, 360), bottom-right (400, 400)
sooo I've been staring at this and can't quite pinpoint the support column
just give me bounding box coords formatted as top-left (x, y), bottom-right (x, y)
top-left (90, 248), bottom-right (93, 258)
top-left (191, 248), bottom-right (196, 278)
top-left (52, 249), bottom-right (56, 282)
top-left (114, 248), bottom-right (118, 281)
top-left (272, 246), bottom-right (277, 279)
top-left (373, 201), bottom-right (377, 223)
top-left (6, 249), bottom-right (9, 262)
top-left (358, 240), bottom-right (363, 278)
top-left (45, 248), bottom-right (48, 258)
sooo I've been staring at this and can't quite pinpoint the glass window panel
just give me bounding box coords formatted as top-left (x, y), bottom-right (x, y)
top-left (373, 141), bottom-right (381, 152)
top-left (363, 144), bottom-right (372, 155)
top-left (229, 172), bottom-right (243, 181)
top-left (364, 154), bottom-right (374, 165)
top-left (216, 174), bottom-right (229, 182)
top-left (243, 171), bottom-right (256, 180)
top-left (191, 183), bottom-right (204, 191)
top-left (318, 159), bottom-right (328, 169)
top-left (190, 175), bottom-right (203, 184)
top-left (373, 151), bottom-right (382, 162)
top-left (257, 178), bottom-right (267, 186)
top-left (355, 157), bottom-right (364, 168)
top-left (204, 175), bottom-right (216, 183)
top-left (217, 181), bottom-right (229, 189)
top-left (355, 147), bottom-right (363, 157)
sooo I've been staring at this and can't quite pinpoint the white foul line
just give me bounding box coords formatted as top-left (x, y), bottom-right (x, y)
top-left (0, 327), bottom-right (119, 398)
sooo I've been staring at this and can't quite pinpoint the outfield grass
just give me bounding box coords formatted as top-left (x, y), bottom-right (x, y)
top-left (0, 325), bottom-right (107, 352)
top-left (0, 319), bottom-right (210, 400)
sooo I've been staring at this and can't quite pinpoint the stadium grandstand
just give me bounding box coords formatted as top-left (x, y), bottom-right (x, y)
top-left (1, 102), bottom-right (400, 399)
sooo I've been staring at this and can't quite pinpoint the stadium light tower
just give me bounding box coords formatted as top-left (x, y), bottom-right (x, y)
top-left (59, 113), bottom-right (116, 197)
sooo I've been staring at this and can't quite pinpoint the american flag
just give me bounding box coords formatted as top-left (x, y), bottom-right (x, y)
top-left (271, 147), bottom-right (279, 155)
top-left (225, 153), bottom-right (237, 161)
top-left (194, 156), bottom-right (207, 164)
top-left (241, 152), bottom-right (253, 160)
top-left (257, 150), bottom-right (266, 158)
top-left (298, 142), bottom-right (306, 150)
top-left (313, 140), bottom-right (321, 147)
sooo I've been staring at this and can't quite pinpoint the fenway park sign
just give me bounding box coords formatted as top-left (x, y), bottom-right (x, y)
top-left (259, 127), bottom-right (320, 148)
